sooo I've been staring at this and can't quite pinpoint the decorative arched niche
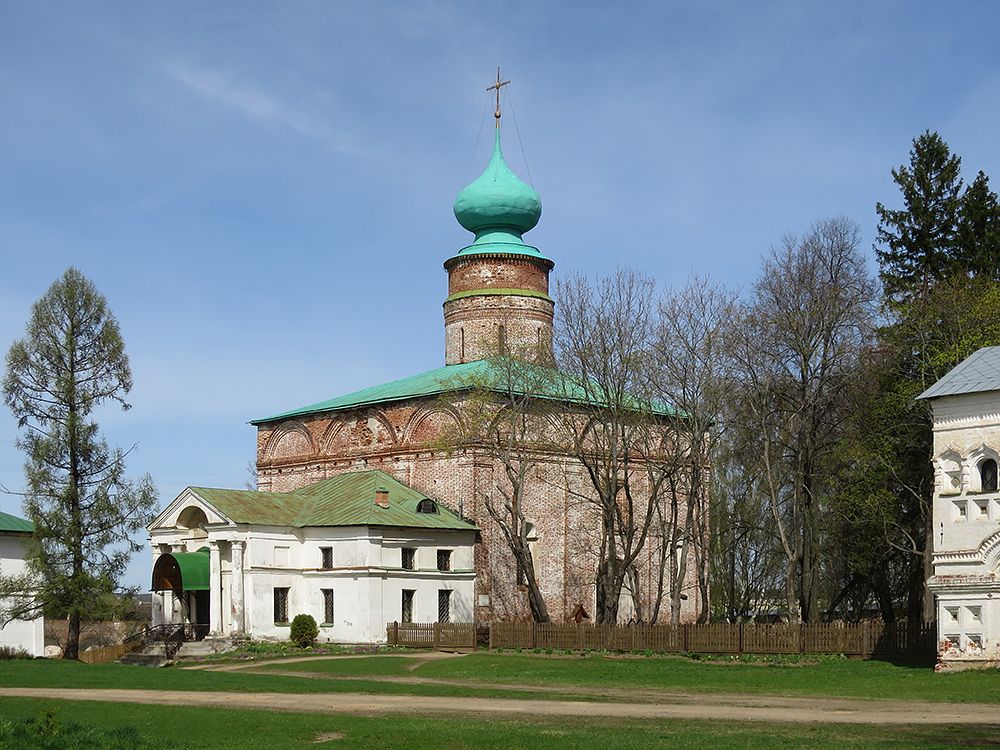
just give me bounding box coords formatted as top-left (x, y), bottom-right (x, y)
top-left (176, 505), bottom-right (209, 539)
top-left (934, 448), bottom-right (964, 496)
top-left (264, 422), bottom-right (315, 460)
top-left (968, 444), bottom-right (1000, 494)
top-left (405, 407), bottom-right (461, 446)
top-left (323, 411), bottom-right (397, 455)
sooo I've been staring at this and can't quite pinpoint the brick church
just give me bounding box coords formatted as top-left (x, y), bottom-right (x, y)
top-left (249, 115), bottom-right (703, 625)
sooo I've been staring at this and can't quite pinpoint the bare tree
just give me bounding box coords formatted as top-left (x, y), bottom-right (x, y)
top-left (440, 349), bottom-right (554, 622)
top-left (732, 218), bottom-right (876, 623)
top-left (554, 269), bottom-right (674, 624)
top-left (648, 275), bottom-right (735, 624)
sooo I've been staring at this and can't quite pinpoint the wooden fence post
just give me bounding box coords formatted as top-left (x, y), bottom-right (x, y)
top-left (531, 621), bottom-right (537, 650)
top-left (433, 623), bottom-right (440, 650)
top-left (683, 623), bottom-right (689, 652)
top-left (488, 622), bottom-right (493, 651)
top-left (738, 621), bottom-right (744, 655)
top-left (861, 620), bottom-right (869, 659)
top-left (799, 623), bottom-right (805, 654)
top-left (393, 621), bottom-right (399, 646)
top-left (578, 623), bottom-right (584, 651)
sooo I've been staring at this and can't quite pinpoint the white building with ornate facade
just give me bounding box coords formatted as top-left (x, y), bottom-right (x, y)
top-left (920, 346), bottom-right (1000, 667)
top-left (147, 470), bottom-right (477, 644)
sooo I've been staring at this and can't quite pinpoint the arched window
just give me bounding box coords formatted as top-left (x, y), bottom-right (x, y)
top-left (176, 506), bottom-right (209, 539)
top-left (980, 459), bottom-right (998, 493)
top-left (416, 499), bottom-right (438, 514)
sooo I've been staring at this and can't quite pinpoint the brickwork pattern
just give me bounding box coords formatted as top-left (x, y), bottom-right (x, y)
top-left (446, 254), bottom-right (550, 297)
top-left (257, 398), bottom-right (702, 624)
top-left (444, 295), bottom-right (554, 365)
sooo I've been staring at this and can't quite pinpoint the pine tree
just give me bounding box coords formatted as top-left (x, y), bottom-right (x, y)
top-left (956, 170), bottom-right (1000, 282)
top-left (2, 268), bottom-right (157, 660)
top-left (875, 130), bottom-right (963, 306)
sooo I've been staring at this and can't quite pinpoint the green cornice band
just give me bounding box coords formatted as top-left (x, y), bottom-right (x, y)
top-left (444, 288), bottom-right (554, 305)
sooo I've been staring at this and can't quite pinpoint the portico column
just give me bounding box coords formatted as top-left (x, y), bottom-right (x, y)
top-left (208, 541), bottom-right (222, 635)
top-left (230, 540), bottom-right (246, 635)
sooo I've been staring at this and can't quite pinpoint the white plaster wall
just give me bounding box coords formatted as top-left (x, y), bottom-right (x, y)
top-left (0, 534), bottom-right (44, 656)
top-left (929, 390), bottom-right (1000, 662)
top-left (149, 501), bottom-right (478, 644)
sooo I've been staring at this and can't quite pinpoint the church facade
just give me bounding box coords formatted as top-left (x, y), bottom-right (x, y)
top-left (921, 346), bottom-right (1000, 667)
top-left (251, 124), bottom-right (703, 625)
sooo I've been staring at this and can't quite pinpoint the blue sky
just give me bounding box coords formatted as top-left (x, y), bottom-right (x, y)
top-left (3, 1), bottom-right (999, 588)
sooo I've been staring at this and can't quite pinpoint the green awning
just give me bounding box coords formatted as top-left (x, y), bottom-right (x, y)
top-left (152, 548), bottom-right (210, 592)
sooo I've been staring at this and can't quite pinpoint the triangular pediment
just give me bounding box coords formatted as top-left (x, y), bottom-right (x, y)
top-left (148, 488), bottom-right (235, 531)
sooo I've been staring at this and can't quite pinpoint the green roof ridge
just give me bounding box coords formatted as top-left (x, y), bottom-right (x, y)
top-left (253, 359), bottom-right (679, 426)
top-left (0, 509), bottom-right (33, 534)
top-left (189, 470), bottom-right (477, 531)
top-left (251, 360), bottom-right (492, 424)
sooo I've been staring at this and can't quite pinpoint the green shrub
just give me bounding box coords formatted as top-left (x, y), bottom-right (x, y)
top-left (289, 614), bottom-right (319, 647)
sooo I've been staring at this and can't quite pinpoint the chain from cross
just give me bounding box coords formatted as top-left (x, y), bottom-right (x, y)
top-left (486, 67), bottom-right (510, 126)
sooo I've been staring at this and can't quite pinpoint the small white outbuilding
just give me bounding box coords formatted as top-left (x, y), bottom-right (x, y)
top-left (147, 470), bottom-right (477, 644)
top-left (920, 346), bottom-right (1000, 667)
top-left (0, 510), bottom-right (44, 656)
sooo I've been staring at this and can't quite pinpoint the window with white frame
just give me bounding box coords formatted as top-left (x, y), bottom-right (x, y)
top-left (401, 548), bottom-right (415, 570)
top-left (437, 589), bottom-right (451, 623)
top-left (273, 587), bottom-right (289, 624)
top-left (322, 588), bottom-right (334, 624)
top-left (401, 589), bottom-right (414, 623)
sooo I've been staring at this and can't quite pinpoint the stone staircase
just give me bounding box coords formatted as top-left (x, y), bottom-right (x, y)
top-left (120, 643), bottom-right (169, 667)
top-left (118, 625), bottom-right (231, 666)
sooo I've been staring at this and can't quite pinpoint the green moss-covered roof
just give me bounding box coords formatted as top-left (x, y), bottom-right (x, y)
top-left (252, 359), bottom-right (679, 425)
top-left (252, 360), bottom-right (493, 424)
top-left (0, 510), bottom-right (33, 534)
top-left (189, 470), bottom-right (477, 531)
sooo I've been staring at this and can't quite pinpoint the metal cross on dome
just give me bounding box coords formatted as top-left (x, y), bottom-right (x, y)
top-left (487, 67), bottom-right (510, 126)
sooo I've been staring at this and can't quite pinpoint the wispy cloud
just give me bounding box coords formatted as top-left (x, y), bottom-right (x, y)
top-left (165, 62), bottom-right (368, 157)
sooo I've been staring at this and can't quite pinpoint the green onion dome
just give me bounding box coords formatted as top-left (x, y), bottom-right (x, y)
top-left (452, 128), bottom-right (543, 257)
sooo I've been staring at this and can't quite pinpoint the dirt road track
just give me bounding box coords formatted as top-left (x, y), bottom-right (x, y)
top-left (2, 687), bottom-right (998, 726)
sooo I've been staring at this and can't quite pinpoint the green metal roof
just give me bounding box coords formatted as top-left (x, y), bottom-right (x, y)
top-left (0, 510), bottom-right (33, 534)
top-left (252, 359), bottom-right (679, 425)
top-left (172, 549), bottom-right (210, 591)
top-left (252, 360), bottom-right (493, 424)
top-left (189, 470), bottom-right (477, 531)
top-left (152, 548), bottom-right (210, 592)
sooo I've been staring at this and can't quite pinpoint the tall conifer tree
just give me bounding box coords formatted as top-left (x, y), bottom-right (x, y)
top-left (875, 130), bottom-right (963, 306)
top-left (956, 170), bottom-right (1000, 282)
top-left (2, 268), bottom-right (156, 659)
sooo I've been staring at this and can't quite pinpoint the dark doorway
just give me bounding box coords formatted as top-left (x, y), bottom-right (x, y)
top-left (192, 591), bottom-right (210, 638)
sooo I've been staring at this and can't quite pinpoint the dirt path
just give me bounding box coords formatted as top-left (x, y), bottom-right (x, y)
top-left (3, 686), bottom-right (998, 725)
top-left (182, 651), bottom-right (462, 673)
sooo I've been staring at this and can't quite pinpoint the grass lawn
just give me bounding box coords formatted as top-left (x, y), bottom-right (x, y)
top-left (1, 697), bottom-right (997, 750)
top-left (254, 652), bottom-right (1000, 704)
top-left (0, 659), bottom-right (585, 703)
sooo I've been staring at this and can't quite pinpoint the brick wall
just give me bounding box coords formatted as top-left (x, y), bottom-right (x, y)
top-left (257, 398), bottom-right (703, 624)
top-left (446, 254), bottom-right (550, 297)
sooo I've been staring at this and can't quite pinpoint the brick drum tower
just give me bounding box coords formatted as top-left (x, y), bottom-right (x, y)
top-left (444, 127), bottom-right (554, 364)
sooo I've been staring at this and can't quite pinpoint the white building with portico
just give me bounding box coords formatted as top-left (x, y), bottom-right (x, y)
top-left (920, 346), bottom-right (1000, 667)
top-left (147, 469), bottom-right (477, 644)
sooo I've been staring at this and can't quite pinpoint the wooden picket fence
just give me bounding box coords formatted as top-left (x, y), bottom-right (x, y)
top-left (79, 642), bottom-right (130, 665)
top-left (385, 622), bottom-right (478, 650)
top-left (387, 620), bottom-right (936, 658)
